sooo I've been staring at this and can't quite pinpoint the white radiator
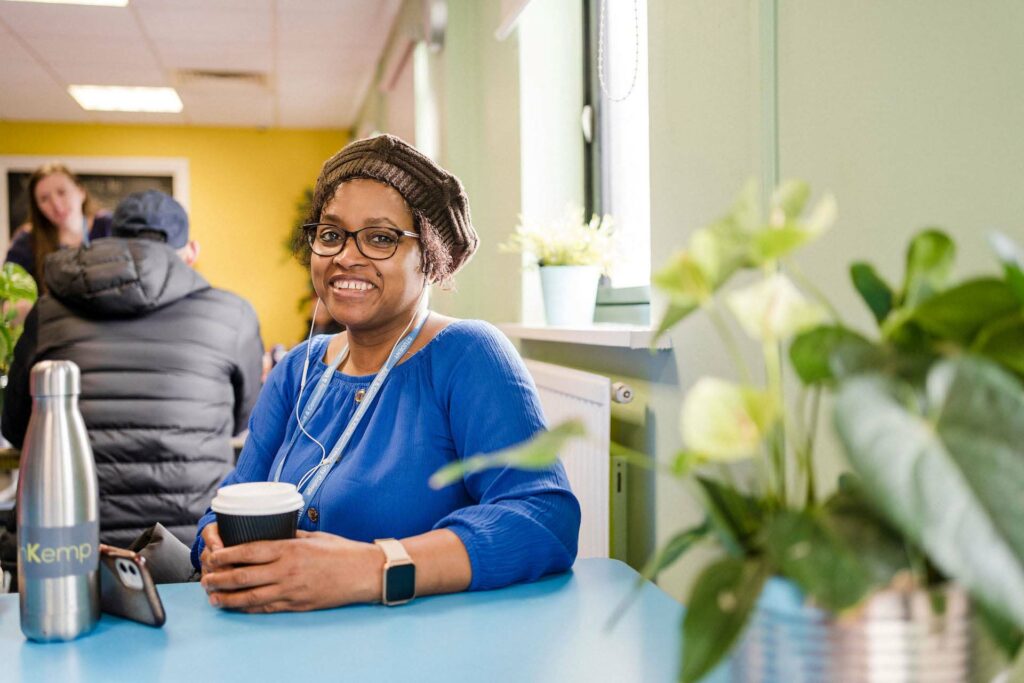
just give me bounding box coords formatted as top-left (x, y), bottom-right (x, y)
top-left (525, 359), bottom-right (611, 559)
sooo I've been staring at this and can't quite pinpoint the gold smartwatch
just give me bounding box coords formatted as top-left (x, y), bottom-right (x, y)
top-left (374, 538), bottom-right (416, 606)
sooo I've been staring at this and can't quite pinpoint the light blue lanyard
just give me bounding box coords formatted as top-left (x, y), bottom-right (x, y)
top-left (273, 311), bottom-right (429, 520)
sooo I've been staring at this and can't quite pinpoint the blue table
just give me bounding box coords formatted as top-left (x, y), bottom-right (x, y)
top-left (0, 559), bottom-right (690, 682)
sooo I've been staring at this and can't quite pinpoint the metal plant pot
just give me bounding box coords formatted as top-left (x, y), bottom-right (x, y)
top-left (730, 577), bottom-right (983, 683)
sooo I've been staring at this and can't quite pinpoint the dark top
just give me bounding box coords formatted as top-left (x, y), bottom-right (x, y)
top-left (191, 322), bottom-right (581, 590)
top-left (2, 237), bottom-right (265, 547)
top-left (5, 213), bottom-right (114, 285)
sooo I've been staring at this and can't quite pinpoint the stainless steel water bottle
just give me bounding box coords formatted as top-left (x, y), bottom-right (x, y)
top-left (16, 360), bottom-right (100, 641)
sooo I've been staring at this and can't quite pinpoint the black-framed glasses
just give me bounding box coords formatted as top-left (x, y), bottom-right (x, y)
top-left (302, 223), bottom-right (420, 260)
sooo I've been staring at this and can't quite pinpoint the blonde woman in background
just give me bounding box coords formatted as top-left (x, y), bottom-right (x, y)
top-left (5, 163), bottom-right (113, 308)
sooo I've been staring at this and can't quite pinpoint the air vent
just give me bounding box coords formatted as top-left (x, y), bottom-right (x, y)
top-left (175, 69), bottom-right (270, 89)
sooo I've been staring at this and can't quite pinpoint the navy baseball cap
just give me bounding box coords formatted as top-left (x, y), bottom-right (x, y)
top-left (112, 190), bottom-right (189, 249)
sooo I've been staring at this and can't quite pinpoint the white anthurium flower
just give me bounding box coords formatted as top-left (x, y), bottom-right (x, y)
top-left (727, 273), bottom-right (827, 341)
top-left (680, 378), bottom-right (776, 463)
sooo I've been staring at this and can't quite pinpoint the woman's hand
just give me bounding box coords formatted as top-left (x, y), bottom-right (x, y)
top-left (200, 531), bottom-right (383, 613)
top-left (199, 523), bottom-right (230, 579)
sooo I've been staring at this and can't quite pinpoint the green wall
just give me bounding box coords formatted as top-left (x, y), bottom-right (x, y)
top-left (433, 0), bottom-right (523, 323)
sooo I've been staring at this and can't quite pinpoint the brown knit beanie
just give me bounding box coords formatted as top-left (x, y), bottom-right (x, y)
top-left (311, 134), bottom-right (478, 276)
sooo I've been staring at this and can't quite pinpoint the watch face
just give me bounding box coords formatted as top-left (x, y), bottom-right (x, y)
top-left (385, 563), bottom-right (416, 603)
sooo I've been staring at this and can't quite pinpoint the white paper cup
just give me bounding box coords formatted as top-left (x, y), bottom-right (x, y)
top-left (211, 482), bottom-right (304, 547)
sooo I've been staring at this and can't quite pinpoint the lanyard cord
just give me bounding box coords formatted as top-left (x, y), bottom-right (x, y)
top-left (273, 308), bottom-right (430, 517)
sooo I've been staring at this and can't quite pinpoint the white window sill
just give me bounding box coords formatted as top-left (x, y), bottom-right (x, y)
top-left (497, 323), bottom-right (672, 350)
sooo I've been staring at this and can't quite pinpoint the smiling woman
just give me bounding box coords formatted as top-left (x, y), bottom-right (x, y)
top-left (192, 134), bottom-right (581, 613)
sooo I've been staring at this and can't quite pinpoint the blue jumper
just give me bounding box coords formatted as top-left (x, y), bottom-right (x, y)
top-left (191, 320), bottom-right (581, 590)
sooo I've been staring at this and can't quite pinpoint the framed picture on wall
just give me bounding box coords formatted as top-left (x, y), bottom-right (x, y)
top-left (0, 155), bottom-right (190, 255)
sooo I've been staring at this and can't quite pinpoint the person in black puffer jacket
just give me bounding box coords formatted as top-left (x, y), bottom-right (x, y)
top-left (1, 190), bottom-right (264, 549)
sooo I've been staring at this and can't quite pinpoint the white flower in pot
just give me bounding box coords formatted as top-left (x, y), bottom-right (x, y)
top-left (500, 206), bottom-right (614, 327)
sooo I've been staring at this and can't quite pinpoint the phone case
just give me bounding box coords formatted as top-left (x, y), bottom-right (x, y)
top-left (99, 544), bottom-right (166, 627)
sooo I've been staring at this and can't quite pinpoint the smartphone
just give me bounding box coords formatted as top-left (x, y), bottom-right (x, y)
top-left (98, 544), bottom-right (166, 627)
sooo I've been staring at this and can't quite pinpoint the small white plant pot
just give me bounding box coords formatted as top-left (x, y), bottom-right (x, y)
top-left (539, 265), bottom-right (601, 327)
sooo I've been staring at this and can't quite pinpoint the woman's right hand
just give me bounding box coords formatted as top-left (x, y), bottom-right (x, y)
top-left (200, 523), bottom-right (230, 578)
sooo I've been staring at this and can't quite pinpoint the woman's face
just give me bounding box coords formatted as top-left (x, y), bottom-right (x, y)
top-left (34, 172), bottom-right (86, 231)
top-left (310, 178), bottom-right (424, 333)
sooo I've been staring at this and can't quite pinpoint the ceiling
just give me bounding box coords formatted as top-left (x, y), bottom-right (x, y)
top-left (0, 0), bottom-right (403, 129)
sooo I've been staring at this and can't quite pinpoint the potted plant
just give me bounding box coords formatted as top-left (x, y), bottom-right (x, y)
top-left (0, 263), bottom-right (37, 403)
top-left (438, 182), bottom-right (1024, 681)
top-left (500, 205), bottom-right (614, 327)
top-left (645, 183), bottom-right (1024, 681)
top-left (0, 261), bottom-right (37, 487)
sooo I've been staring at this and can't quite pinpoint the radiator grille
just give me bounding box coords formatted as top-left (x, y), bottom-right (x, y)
top-left (524, 359), bottom-right (610, 559)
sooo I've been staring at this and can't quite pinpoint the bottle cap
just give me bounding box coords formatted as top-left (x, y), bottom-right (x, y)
top-left (29, 360), bottom-right (81, 397)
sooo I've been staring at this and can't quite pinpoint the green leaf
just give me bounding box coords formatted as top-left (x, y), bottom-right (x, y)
top-left (0, 326), bottom-right (10, 374)
top-left (652, 301), bottom-right (697, 345)
top-left (689, 222), bottom-right (750, 288)
top-left (850, 263), bottom-right (894, 324)
top-left (900, 229), bottom-right (955, 307)
top-left (652, 251), bottom-right (712, 309)
top-left (976, 600), bottom-right (1024, 660)
top-left (0, 262), bottom-right (37, 304)
top-left (989, 231), bottom-right (1024, 304)
top-left (671, 449), bottom-right (702, 477)
top-left (823, 478), bottom-right (912, 588)
top-left (640, 520), bottom-right (711, 583)
top-left (835, 358), bottom-right (1024, 629)
top-left (749, 224), bottom-right (811, 263)
top-left (789, 324), bottom-right (879, 384)
top-left (763, 509), bottom-right (874, 611)
top-left (428, 420), bottom-right (585, 489)
top-left (973, 314), bottom-right (1024, 378)
top-left (680, 556), bottom-right (769, 683)
top-left (909, 278), bottom-right (1019, 344)
top-left (607, 520), bottom-right (712, 630)
top-left (695, 476), bottom-right (764, 556)
top-left (770, 180), bottom-right (810, 222)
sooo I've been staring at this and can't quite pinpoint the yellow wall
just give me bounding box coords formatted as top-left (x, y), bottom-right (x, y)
top-left (0, 121), bottom-right (349, 347)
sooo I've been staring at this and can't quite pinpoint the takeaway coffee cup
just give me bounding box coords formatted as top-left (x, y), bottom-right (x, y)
top-left (211, 482), bottom-right (304, 547)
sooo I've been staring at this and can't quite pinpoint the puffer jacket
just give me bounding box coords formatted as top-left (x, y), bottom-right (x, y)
top-left (2, 238), bottom-right (264, 547)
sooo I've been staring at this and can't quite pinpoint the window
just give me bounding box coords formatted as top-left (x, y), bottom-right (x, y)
top-left (584, 0), bottom-right (650, 291)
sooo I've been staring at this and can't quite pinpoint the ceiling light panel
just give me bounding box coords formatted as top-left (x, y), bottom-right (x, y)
top-left (68, 85), bottom-right (183, 113)
top-left (2, 0), bottom-right (129, 7)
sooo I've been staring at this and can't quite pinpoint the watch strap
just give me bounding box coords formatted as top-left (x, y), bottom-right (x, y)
top-left (374, 538), bottom-right (412, 565)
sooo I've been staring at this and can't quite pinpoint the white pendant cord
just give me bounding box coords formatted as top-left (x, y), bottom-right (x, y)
top-left (597, 0), bottom-right (640, 103)
top-left (294, 298), bottom-right (328, 473)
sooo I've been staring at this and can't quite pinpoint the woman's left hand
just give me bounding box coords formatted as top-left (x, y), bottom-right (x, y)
top-left (200, 531), bottom-right (383, 613)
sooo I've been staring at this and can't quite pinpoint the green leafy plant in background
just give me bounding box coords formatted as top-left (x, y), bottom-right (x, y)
top-left (499, 205), bottom-right (615, 271)
top-left (651, 185), bottom-right (1024, 681)
top-left (434, 181), bottom-right (1024, 681)
top-left (0, 262), bottom-right (37, 377)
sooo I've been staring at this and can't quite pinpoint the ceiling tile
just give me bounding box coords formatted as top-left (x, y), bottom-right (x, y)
top-left (137, 7), bottom-right (271, 45)
top-left (26, 34), bottom-right (158, 71)
top-left (51, 62), bottom-right (167, 87)
top-left (89, 110), bottom-right (186, 126)
top-left (180, 91), bottom-right (274, 128)
top-left (0, 3), bottom-right (139, 39)
top-left (131, 0), bottom-right (271, 9)
top-left (156, 42), bottom-right (272, 74)
top-left (0, 82), bottom-right (88, 121)
top-left (0, 36), bottom-right (41, 68)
